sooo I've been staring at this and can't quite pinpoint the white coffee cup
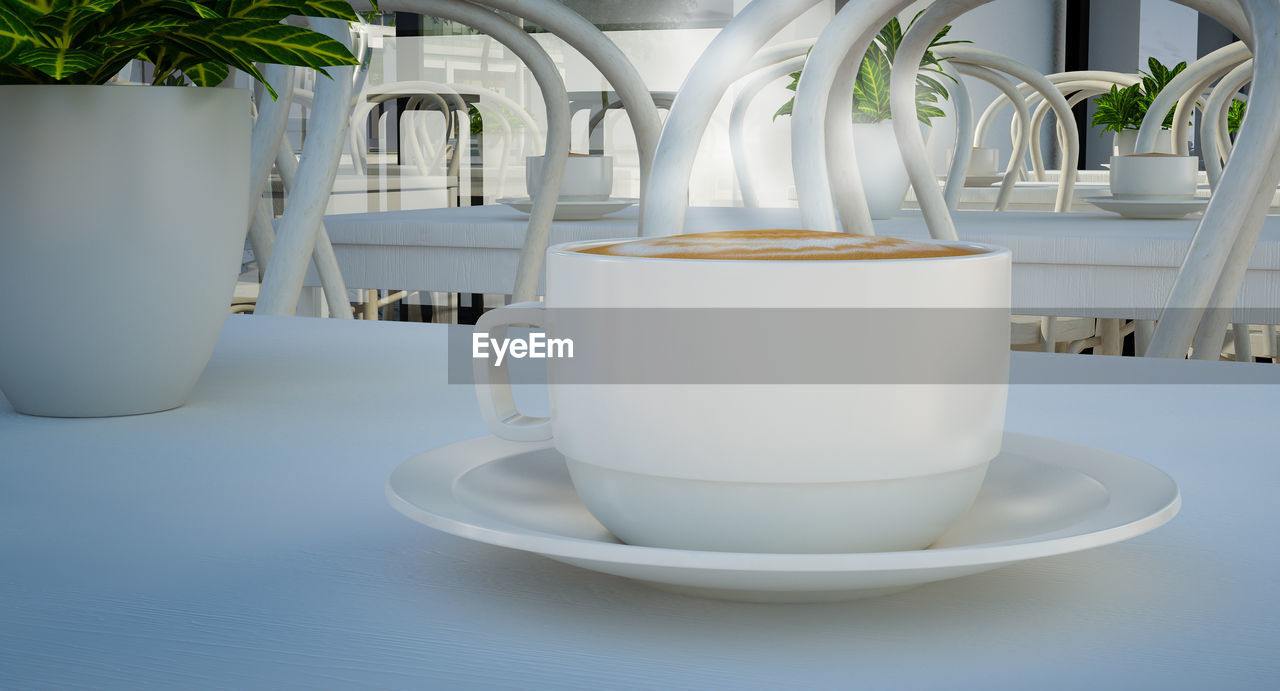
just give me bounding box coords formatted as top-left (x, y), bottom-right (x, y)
top-left (1108, 154), bottom-right (1198, 200)
top-left (526, 154), bottom-right (612, 201)
top-left (967, 147), bottom-right (1000, 176)
top-left (474, 234), bottom-right (1011, 554)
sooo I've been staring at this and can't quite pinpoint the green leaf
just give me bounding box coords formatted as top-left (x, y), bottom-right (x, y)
top-left (181, 58), bottom-right (229, 85)
top-left (148, 32), bottom-right (273, 93)
top-left (8, 1), bottom-right (74, 21)
top-left (916, 72), bottom-right (949, 101)
top-left (189, 1), bottom-right (221, 19)
top-left (917, 104), bottom-right (945, 125)
top-left (91, 16), bottom-right (195, 43)
top-left (174, 18), bottom-right (358, 72)
top-left (33, 5), bottom-right (114, 46)
top-left (852, 42), bottom-right (892, 122)
top-left (0, 5), bottom-right (40, 62)
top-left (1228, 98), bottom-right (1246, 134)
top-left (0, 61), bottom-right (51, 83)
top-left (17, 44), bottom-right (102, 78)
top-left (226, 0), bottom-right (358, 22)
top-left (1091, 83), bottom-right (1146, 133)
top-left (69, 49), bottom-right (136, 82)
top-left (772, 97), bottom-right (793, 121)
top-left (878, 16), bottom-right (903, 63)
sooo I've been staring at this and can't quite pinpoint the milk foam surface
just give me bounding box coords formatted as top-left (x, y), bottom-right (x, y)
top-left (577, 229), bottom-right (985, 261)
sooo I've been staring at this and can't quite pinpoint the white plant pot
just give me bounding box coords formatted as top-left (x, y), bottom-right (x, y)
top-left (0, 85), bottom-right (249, 417)
top-left (851, 121), bottom-right (911, 220)
top-left (1113, 128), bottom-right (1176, 156)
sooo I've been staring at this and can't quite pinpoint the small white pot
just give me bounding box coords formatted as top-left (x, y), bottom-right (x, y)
top-left (0, 85), bottom-right (249, 417)
top-left (851, 121), bottom-right (911, 220)
top-left (1113, 128), bottom-right (1176, 156)
top-left (1109, 154), bottom-right (1199, 200)
top-left (526, 154), bottom-right (613, 201)
top-left (967, 147), bottom-right (1000, 175)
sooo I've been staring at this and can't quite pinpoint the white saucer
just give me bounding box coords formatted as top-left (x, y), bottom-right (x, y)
top-left (386, 433), bottom-right (1180, 603)
top-left (498, 197), bottom-right (637, 221)
top-left (963, 174), bottom-right (1005, 187)
top-left (937, 174), bottom-right (1005, 188)
top-left (1086, 195), bottom-right (1208, 219)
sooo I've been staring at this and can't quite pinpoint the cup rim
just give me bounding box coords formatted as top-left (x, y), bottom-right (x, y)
top-left (549, 236), bottom-right (1010, 265)
top-left (528, 154), bottom-right (613, 161)
top-left (1109, 153), bottom-right (1196, 160)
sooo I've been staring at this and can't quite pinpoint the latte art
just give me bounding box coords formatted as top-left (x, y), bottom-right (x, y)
top-left (578, 229), bottom-right (986, 261)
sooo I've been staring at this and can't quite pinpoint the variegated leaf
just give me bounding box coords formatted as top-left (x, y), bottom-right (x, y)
top-left (9, 1), bottom-right (75, 21)
top-left (0, 61), bottom-right (51, 83)
top-left (34, 7), bottom-right (111, 44)
top-left (176, 19), bottom-right (358, 71)
top-left (772, 97), bottom-right (793, 121)
top-left (154, 32), bottom-right (274, 94)
top-left (17, 44), bottom-right (102, 78)
top-left (916, 104), bottom-right (945, 126)
top-left (877, 17), bottom-right (902, 63)
top-left (93, 16), bottom-right (195, 43)
top-left (226, 0), bottom-right (358, 22)
top-left (0, 5), bottom-right (39, 63)
top-left (180, 59), bottom-right (229, 85)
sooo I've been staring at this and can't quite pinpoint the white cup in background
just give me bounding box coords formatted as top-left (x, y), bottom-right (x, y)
top-left (967, 147), bottom-right (1000, 176)
top-left (1108, 154), bottom-right (1198, 200)
top-left (526, 154), bottom-right (613, 201)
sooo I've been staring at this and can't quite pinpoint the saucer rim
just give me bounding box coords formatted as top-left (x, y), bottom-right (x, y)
top-left (1084, 194), bottom-right (1208, 206)
top-left (496, 197), bottom-right (639, 208)
top-left (386, 432), bottom-right (1180, 574)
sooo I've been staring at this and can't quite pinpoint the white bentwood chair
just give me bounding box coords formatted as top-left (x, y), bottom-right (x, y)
top-left (641, 0), bottom-right (1276, 362)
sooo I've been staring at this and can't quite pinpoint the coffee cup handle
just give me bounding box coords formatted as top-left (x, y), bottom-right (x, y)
top-left (473, 302), bottom-right (553, 441)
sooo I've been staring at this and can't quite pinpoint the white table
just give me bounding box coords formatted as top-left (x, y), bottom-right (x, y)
top-left (310, 205), bottom-right (1280, 320)
top-left (3, 315), bottom-right (1279, 687)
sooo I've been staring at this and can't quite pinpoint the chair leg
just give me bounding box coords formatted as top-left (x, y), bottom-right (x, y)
top-left (1135, 319), bottom-right (1156, 356)
top-left (1098, 319), bottom-right (1122, 356)
top-left (1232, 323), bottom-right (1254, 361)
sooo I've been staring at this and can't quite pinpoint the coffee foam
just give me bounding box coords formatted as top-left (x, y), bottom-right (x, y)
top-left (576, 229), bottom-right (986, 261)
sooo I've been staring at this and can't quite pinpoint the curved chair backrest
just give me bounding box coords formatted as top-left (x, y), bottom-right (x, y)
top-left (950, 63), bottom-right (1032, 212)
top-left (1202, 60), bottom-right (1251, 190)
top-left (1136, 40), bottom-right (1250, 156)
top-left (475, 0), bottom-right (662, 205)
top-left (643, 0), bottom-right (1268, 359)
top-left (346, 82), bottom-right (469, 176)
top-left (642, 0), bottom-right (829, 238)
top-left (881, 0), bottom-right (1272, 361)
top-left (283, 0), bottom-right (659, 305)
top-left (730, 54), bottom-right (808, 208)
top-left (348, 80), bottom-right (539, 194)
top-left (256, 18), bottom-right (359, 317)
top-left (253, 0), bottom-right (569, 311)
top-left (937, 46), bottom-right (1079, 214)
top-left (974, 71), bottom-right (1140, 177)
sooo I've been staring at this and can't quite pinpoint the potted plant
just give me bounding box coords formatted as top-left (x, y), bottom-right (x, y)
top-left (1228, 98), bottom-right (1246, 136)
top-left (774, 13), bottom-right (964, 219)
top-left (1092, 57), bottom-right (1187, 155)
top-left (0, 1), bottom-right (365, 417)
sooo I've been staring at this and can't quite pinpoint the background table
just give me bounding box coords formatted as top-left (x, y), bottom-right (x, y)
top-left (310, 205), bottom-right (1280, 320)
top-left (2, 315), bottom-right (1278, 687)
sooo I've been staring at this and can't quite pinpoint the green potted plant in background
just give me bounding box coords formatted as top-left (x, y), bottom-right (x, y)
top-left (774, 13), bottom-right (964, 219)
top-left (0, 0), bottom-right (366, 417)
top-left (1228, 98), bottom-right (1246, 136)
top-left (1092, 57), bottom-right (1187, 155)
